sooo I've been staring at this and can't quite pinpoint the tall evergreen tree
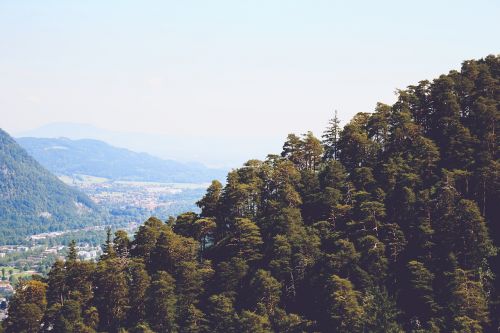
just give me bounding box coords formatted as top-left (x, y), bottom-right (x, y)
top-left (147, 271), bottom-right (178, 333)
top-left (322, 110), bottom-right (341, 160)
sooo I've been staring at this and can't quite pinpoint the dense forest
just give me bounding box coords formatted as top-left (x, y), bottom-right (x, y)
top-left (0, 129), bottom-right (103, 244)
top-left (3, 55), bottom-right (498, 332)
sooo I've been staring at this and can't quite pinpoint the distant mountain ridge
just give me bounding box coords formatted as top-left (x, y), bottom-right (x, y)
top-left (16, 137), bottom-right (227, 183)
top-left (0, 129), bottom-right (103, 244)
top-left (16, 122), bottom-right (284, 168)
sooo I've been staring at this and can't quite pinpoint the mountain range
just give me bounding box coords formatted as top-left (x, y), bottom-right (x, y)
top-left (16, 137), bottom-right (227, 183)
top-left (16, 122), bottom-right (284, 168)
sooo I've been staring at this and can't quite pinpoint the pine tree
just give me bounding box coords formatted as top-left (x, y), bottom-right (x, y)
top-left (250, 270), bottom-right (282, 316)
top-left (67, 240), bottom-right (78, 262)
top-left (127, 260), bottom-right (151, 327)
top-left (114, 230), bottom-right (130, 258)
top-left (179, 304), bottom-right (207, 333)
top-left (3, 280), bottom-right (47, 333)
top-left (454, 199), bottom-right (495, 270)
top-left (224, 218), bottom-right (263, 262)
top-left (197, 180), bottom-right (223, 218)
top-left (403, 261), bottom-right (438, 329)
top-left (94, 259), bottom-right (129, 332)
top-left (147, 271), bottom-right (178, 333)
top-left (132, 217), bottom-right (168, 262)
top-left (362, 287), bottom-right (402, 333)
top-left (322, 110), bottom-right (341, 160)
top-left (238, 310), bottom-right (272, 333)
top-left (46, 260), bottom-right (67, 306)
top-left (302, 131), bottom-right (324, 171)
top-left (450, 269), bottom-right (490, 329)
top-left (326, 275), bottom-right (364, 333)
top-left (206, 294), bottom-right (238, 333)
top-left (101, 227), bottom-right (116, 260)
top-left (214, 257), bottom-right (249, 295)
top-left (281, 134), bottom-right (304, 168)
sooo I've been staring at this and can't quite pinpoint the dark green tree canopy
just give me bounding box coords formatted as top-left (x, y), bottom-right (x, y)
top-left (5, 55), bottom-right (499, 333)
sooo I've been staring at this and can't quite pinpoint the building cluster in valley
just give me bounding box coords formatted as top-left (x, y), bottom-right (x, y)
top-left (0, 243), bottom-right (103, 266)
top-left (0, 243), bottom-right (103, 299)
top-left (60, 177), bottom-right (208, 212)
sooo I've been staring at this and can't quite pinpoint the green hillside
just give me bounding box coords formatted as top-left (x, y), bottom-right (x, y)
top-left (0, 129), bottom-right (103, 244)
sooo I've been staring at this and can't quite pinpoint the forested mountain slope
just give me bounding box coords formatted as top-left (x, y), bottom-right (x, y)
top-left (4, 55), bottom-right (498, 333)
top-left (0, 129), bottom-right (102, 244)
top-left (16, 137), bottom-right (226, 183)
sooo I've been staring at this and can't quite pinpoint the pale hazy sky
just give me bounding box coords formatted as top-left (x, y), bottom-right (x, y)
top-left (0, 1), bottom-right (499, 166)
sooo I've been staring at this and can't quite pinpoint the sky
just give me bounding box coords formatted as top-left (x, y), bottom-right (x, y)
top-left (0, 0), bottom-right (499, 167)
